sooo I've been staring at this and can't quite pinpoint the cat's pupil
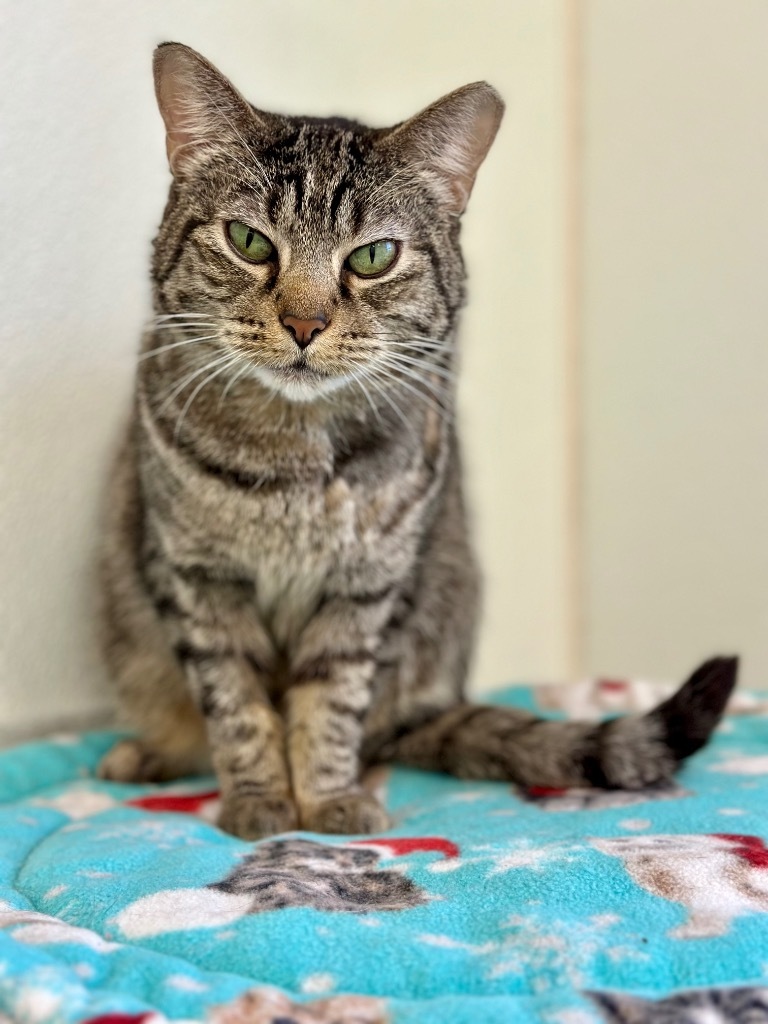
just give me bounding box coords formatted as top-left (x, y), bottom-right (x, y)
top-left (245, 229), bottom-right (255, 249)
top-left (369, 244), bottom-right (376, 264)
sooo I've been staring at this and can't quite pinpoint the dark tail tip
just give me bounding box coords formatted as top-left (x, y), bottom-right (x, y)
top-left (650, 655), bottom-right (739, 762)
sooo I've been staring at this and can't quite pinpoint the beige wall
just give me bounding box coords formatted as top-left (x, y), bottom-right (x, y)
top-left (0, 1), bottom-right (571, 735)
top-left (581, 0), bottom-right (768, 689)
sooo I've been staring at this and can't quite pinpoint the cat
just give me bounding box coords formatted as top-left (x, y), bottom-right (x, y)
top-left (591, 833), bottom-right (768, 939)
top-left (97, 41), bottom-right (738, 839)
top-left (589, 985), bottom-right (768, 1024)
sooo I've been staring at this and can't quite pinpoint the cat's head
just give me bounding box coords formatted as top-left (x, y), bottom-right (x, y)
top-left (150, 43), bottom-right (503, 404)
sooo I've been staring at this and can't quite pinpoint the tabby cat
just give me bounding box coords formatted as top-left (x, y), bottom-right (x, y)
top-left (98, 43), bottom-right (737, 839)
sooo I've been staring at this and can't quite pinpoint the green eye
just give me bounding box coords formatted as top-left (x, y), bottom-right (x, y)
top-left (227, 221), bottom-right (275, 263)
top-left (347, 239), bottom-right (398, 278)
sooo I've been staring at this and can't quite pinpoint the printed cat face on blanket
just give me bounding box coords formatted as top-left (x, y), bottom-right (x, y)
top-left (209, 987), bottom-right (387, 1024)
top-left (114, 837), bottom-right (454, 938)
top-left (589, 985), bottom-right (768, 1024)
top-left (592, 833), bottom-right (768, 939)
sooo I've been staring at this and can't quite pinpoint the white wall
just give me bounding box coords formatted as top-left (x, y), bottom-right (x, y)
top-left (0, 1), bottom-right (572, 736)
top-left (581, 0), bottom-right (768, 688)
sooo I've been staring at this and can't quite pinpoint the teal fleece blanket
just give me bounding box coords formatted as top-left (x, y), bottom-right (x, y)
top-left (2, 680), bottom-right (768, 1024)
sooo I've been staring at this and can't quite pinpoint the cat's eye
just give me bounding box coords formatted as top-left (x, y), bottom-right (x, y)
top-left (347, 240), bottom-right (399, 278)
top-left (226, 221), bottom-right (275, 263)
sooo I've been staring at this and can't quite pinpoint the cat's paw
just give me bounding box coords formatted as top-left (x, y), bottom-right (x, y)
top-left (300, 792), bottom-right (391, 835)
top-left (217, 794), bottom-right (298, 840)
top-left (98, 738), bottom-right (167, 783)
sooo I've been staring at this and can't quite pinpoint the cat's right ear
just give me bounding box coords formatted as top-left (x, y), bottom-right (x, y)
top-left (153, 43), bottom-right (267, 178)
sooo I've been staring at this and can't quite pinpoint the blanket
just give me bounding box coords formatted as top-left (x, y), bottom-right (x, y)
top-left (2, 679), bottom-right (768, 1024)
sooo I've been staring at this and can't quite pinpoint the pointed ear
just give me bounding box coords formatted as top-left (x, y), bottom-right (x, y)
top-left (382, 83), bottom-right (504, 214)
top-left (153, 42), bottom-right (268, 178)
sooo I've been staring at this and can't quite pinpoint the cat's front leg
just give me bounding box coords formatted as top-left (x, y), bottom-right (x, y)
top-left (162, 569), bottom-right (296, 839)
top-left (284, 607), bottom-right (391, 835)
top-left (184, 651), bottom-right (297, 839)
top-left (286, 674), bottom-right (390, 835)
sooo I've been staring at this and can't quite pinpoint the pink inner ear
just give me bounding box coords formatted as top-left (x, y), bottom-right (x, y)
top-left (349, 836), bottom-right (460, 859)
top-left (153, 44), bottom-right (242, 176)
top-left (157, 72), bottom-right (206, 174)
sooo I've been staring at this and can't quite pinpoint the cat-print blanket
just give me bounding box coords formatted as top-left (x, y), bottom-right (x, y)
top-left (2, 682), bottom-right (768, 1024)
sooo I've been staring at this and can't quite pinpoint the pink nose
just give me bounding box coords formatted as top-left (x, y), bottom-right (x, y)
top-left (282, 314), bottom-right (328, 350)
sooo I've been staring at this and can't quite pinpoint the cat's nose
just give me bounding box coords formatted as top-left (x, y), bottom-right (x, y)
top-left (281, 314), bottom-right (328, 350)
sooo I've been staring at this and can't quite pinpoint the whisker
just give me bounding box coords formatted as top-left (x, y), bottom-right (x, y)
top-left (359, 370), bottom-right (414, 436)
top-left (370, 336), bottom-right (446, 352)
top-left (139, 334), bottom-right (220, 360)
top-left (149, 322), bottom-right (219, 332)
top-left (373, 358), bottom-right (453, 415)
top-left (159, 351), bottom-right (236, 415)
top-left (378, 351), bottom-right (456, 381)
top-left (152, 312), bottom-right (217, 321)
top-left (350, 366), bottom-right (385, 428)
top-left (174, 355), bottom-right (240, 443)
top-left (390, 342), bottom-right (446, 352)
top-left (217, 359), bottom-right (252, 410)
top-left (376, 377), bottom-right (450, 420)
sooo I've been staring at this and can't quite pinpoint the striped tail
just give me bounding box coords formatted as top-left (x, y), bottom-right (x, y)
top-left (388, 657), bottom-right (738, 789)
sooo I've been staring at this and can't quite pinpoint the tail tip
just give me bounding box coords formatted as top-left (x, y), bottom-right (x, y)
top-left (655, 654), bottom-right (740, 762)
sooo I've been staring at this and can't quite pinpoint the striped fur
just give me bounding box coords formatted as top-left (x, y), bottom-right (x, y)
top-left (98, 44), bottom-right (737, 838)
top-left (210, 839), bottom-right (426, 913)
top-left (589, 986), bottom-right (768, 1023)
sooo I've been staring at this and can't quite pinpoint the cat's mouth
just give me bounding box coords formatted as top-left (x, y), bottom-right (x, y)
top-left (284, 358), bottom-right (325, 377)
top-left (252, 359), bottom-right (347, 402)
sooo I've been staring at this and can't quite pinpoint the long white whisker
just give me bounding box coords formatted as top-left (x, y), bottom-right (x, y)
top-left (174, 356), bottom-right (240, 443)
top-left (376, 376), bottom-right (450, 420)
top-left (150, 322), bottom-right (219, 331)
top-left (388, 341), bottom-right (446, 351)
top-left (378, 351), bottom-right (456, 381)
top-left (350, 366), bottom-right (385, 428)
top-left (140, 335), bottom-right (220, 360)
top-left (378, 350), bottom-right (456, 378)
top-left (374, 358), bottom-right (453, 414)
top-left (218, 359), bottom-right (252, 410)
top-left (159, 351), bottom-right (235, 414)
top-left (372, 338), bottom-right (446, 352)
top-left (360, 370), bottom-right (414, 436)
top-left (152, 312), bottom-right (216, 321)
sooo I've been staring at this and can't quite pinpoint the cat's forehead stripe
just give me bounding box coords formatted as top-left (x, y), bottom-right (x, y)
top-left (228, 120), bottom-right (392, 237)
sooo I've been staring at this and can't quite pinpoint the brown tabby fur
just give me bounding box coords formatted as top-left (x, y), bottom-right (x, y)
top-left (98, 43), bottom-right (737, 838)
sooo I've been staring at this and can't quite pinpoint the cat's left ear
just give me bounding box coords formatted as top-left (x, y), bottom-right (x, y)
top-left (381, 83), bottom-right (504, 214)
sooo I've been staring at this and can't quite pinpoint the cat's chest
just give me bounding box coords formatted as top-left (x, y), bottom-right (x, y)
top-left (245, 478), bottom-right (356, 625)
top-left (168, 468), bottom-right (360, 633)
top-left (145, 410), bottom-right (435, 640)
